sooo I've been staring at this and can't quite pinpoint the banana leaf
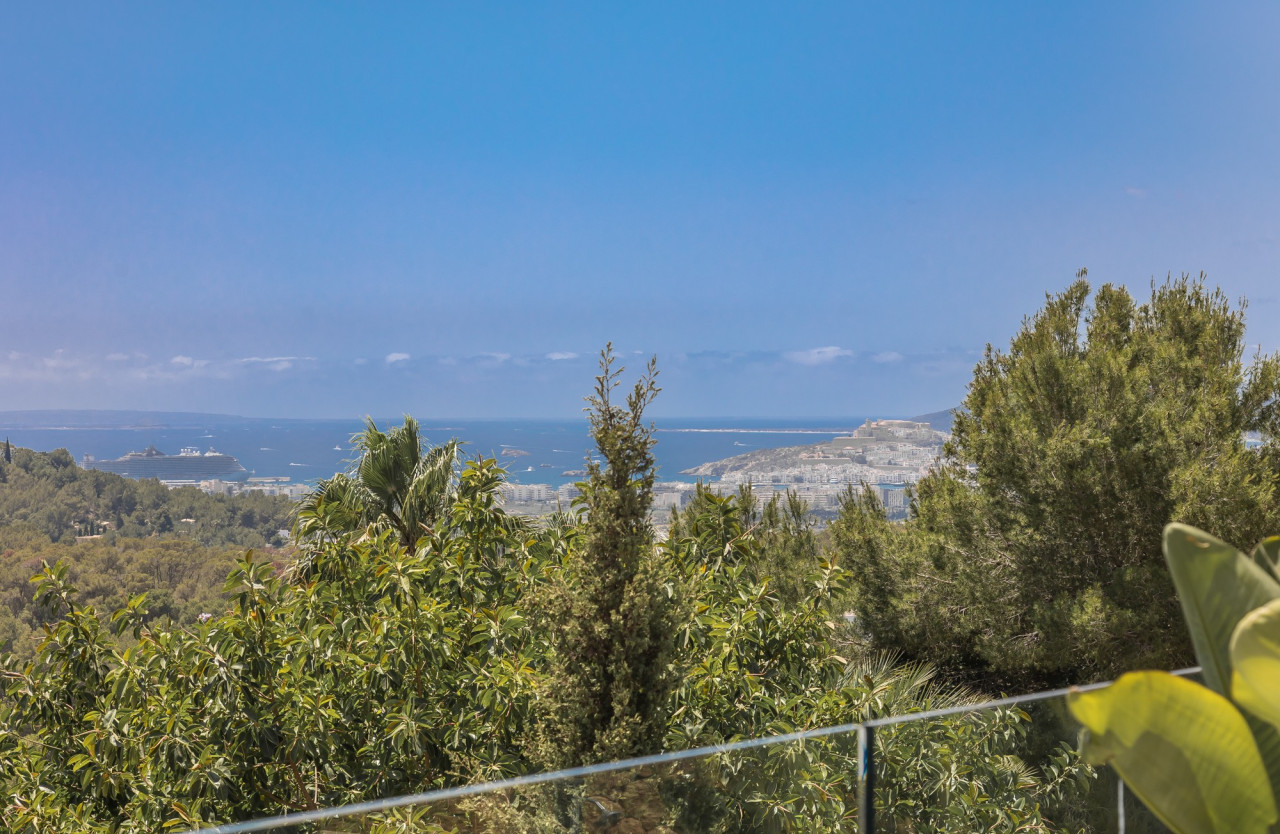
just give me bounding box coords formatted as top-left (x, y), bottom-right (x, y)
top-left (1253, 536), bottom-right (1280, 583)
top-left (1069, 671), bottom-right (1276, 834)
top-left (1232, 598), bottom-right (1280, 733)
top-left (1162, 523), bottom-right (1280, 694)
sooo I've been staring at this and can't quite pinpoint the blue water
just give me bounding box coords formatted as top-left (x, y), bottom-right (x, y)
top-left (2, 417), bottom-right (870, 489)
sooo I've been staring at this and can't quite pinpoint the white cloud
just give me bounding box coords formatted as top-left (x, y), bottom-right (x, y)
top-left (1125, 186), bottom-right (1147, 198)
top-left (238, 356), bottom-right (314, 372)
top-left (43, 351), bottom-right (76, 370)
top-left (1, 350), bottom-right (93, 382)
top-left (152, 355), bottom-right (211, 376)
top-left (385, 352), bottom-right (410, 364)
top-left (2, 349), bottom-right (302, 386)
top-left (872, 351), bottom-right (904, 363)
top-left (784, 346), bottom-right (853, 366)
top-left (480, 352), bottom-right (511, 363)
top-left (546, 351), bottom-right (578, 361)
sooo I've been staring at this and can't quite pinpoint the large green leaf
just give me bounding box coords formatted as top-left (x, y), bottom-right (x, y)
top-left (1069, 671), bottom-right (1277, 834)
top-left (1232, 598), bottom-right (1280, 733)
top-left (1254, 537), bottom-right (1280, 583)
top-left (1162, 523), bottom-right (1280, 695)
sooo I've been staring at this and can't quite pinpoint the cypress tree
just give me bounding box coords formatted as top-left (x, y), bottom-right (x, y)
top-left (533, 345), bottom-right (679, 768)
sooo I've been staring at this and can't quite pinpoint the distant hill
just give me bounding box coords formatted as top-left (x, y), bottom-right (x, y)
top-left (909, 408), bottom-right (959, 434)
top-left (0, 444), bottom-right (294, 546)
top-left (683, 443), bottom-right (826, 478)
top-left (683, 419), bottom-right (948, 479)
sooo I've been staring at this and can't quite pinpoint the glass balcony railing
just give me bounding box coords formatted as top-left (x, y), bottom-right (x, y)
top-left (862, 668), bottom-right (1201, 834)
top-left (192, 668), bottom-right (1200, 834)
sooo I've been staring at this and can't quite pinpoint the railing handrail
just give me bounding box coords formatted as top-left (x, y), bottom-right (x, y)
top-left (865, 665), bottom-right (1201, 729)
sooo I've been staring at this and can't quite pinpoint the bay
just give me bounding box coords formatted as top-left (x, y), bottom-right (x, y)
top-left (0, 415), bottom-right (875, 490)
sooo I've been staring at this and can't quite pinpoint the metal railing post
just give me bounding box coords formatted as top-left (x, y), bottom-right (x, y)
top-left (858, 724), bottom-right (875, 834)
top-left (1117, 777), bottom-right (1126, 833)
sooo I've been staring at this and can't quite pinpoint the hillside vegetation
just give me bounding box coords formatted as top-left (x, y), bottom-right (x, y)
top-left (0, 526), bottom-right (250, 659)
top-left (0, 445), bottom-right (293, 546)
top-left (0, 446), bottom-right (295, 658)
top-left (0, 442), bottom-right (291, 547)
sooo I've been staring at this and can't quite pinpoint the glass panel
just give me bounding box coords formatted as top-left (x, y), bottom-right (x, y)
top-left (197, 731), bottom-right (866, 834)
top-left (865, 693), bottom-right (1093, 834)
top-left (198, 670), bottom-right (1202, 833)
top-left (865, 670), bottom-right (1200, 834)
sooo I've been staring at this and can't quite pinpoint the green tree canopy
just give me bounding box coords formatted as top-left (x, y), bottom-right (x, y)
top-left (836, 273), bottom-right (1280, 690)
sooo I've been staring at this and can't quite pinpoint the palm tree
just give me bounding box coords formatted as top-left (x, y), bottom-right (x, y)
top-left (295, 416), bottom-right (461, 551)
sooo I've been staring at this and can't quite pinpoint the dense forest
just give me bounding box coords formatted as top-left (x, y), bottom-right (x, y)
top-left (0, 528), bottom-right (265, 661)
top-left (1, 276), bottom-right (1278, 832)
top-left (0, 449), bottom-right (294, 658)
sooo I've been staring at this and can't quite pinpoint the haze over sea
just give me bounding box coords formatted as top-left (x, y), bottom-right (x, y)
top-left (0, 413), bottom-right (879, 489)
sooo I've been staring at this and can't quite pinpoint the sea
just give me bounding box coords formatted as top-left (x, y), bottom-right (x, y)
top-left (0, 415), bottom-right (875, 490)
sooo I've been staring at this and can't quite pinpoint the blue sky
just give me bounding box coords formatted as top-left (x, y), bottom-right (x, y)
top-left (3, 3), bottom-right (1278, 418)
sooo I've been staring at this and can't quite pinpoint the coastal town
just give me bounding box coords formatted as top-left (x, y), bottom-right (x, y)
top-left (495, 418), bottom-right (949, 519)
